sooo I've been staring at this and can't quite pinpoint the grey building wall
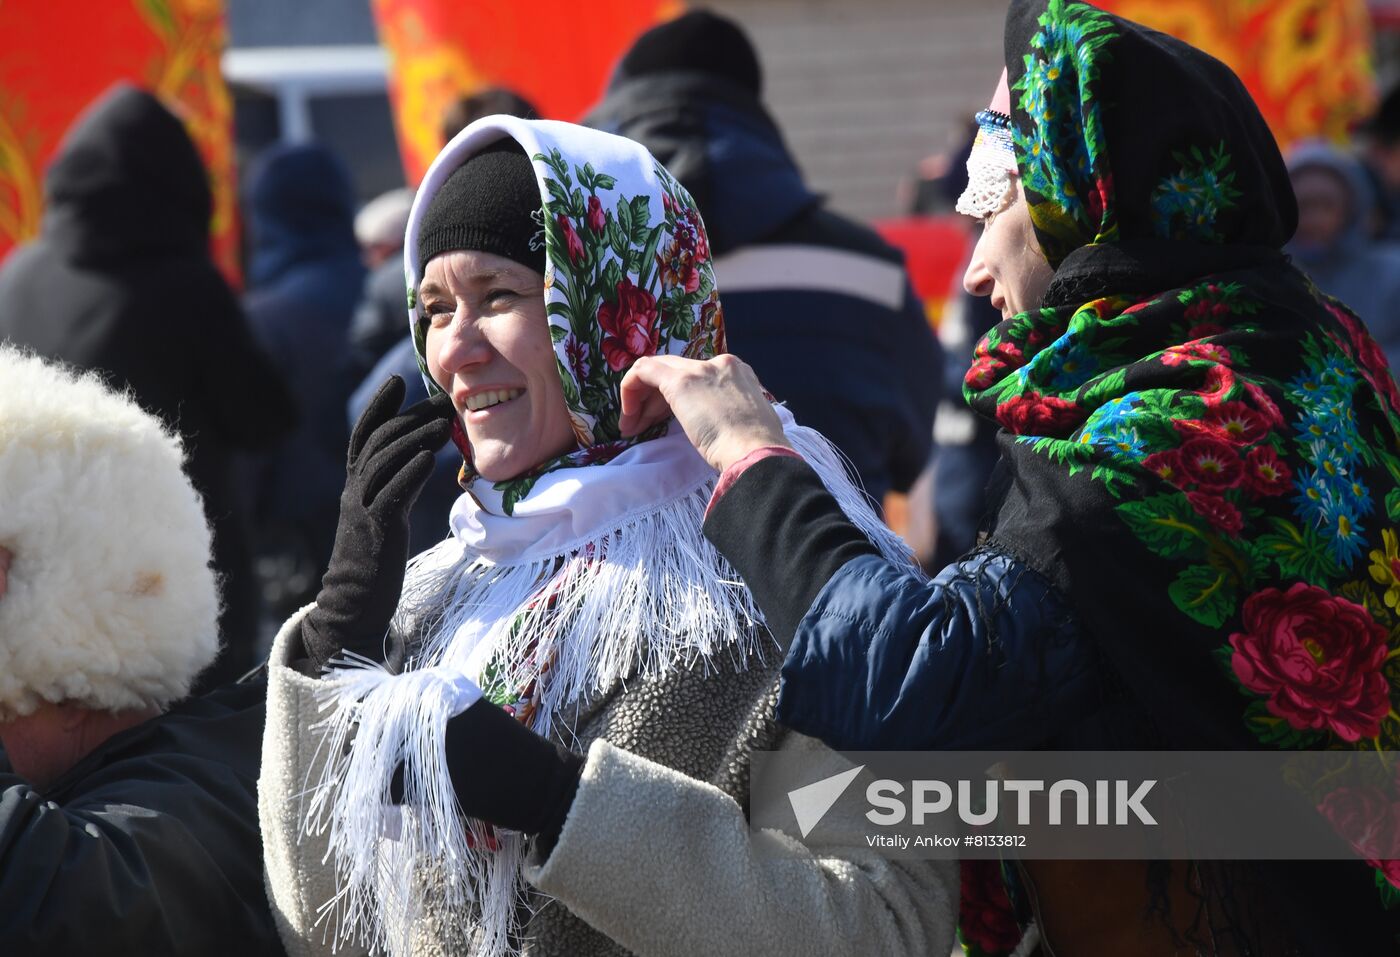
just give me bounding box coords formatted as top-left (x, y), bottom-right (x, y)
top-left (709, 0), bottom-right (1008, 222)
top-left (227, 0), bottom-right (377, 47)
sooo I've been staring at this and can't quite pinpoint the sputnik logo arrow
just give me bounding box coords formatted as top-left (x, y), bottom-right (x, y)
top-left (787, 765), bottom-right (865, 838)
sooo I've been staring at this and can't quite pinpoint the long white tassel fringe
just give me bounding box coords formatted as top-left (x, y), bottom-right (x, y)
top-left (303, 421), bottom-right (919, 956)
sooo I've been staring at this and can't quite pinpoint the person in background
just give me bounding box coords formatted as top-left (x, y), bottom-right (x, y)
top-left (0, 345), bottom-right (281, 957)
top-left (242, 142), bottom-right (365, 617)
top-left (349, 186), bottom-right (416, 378)
top-left (586, 10), bottom-right (941, 505)
top-left (1362, 80), bottom-right (1400, 240)
top-left (1285, 140), bottom-right (1400, 370)
top-left (0, 84), bottom-right (296, 690)
top-left (899, 121), bottom-right (1006, 571)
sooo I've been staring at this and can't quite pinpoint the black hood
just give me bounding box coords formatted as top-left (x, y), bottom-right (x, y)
top-left (586, 72), bottom-right (820, 256)
top-left (42, 83), bottom-right (211, 266)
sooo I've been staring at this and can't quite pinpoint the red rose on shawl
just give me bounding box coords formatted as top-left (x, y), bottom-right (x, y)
top-left (1179, 436), bottom-right (1243, 489)
top-left (1187, 491), bottom-right (1243, 536)
top-left (965, 356), bottom-right (1001, 390)
top-left (1317, 787), bottom-right (1400, 887)
top-left (995, 391), bottom-right (1086, 435)
top-left (1243, 445), bottom-right (1291, 497)
top-left (985, 339), bottom-right (1024, 365)
top-left (557, 213), bottom-right (584, 265)
top-left (1186, 322), bottom-right (1227, 339)
top-left (586, 195), bottom-right (606, 233)
top-left (598, 278), bottom-right (660, 371)
top-left (958, 859), bottom-right (1022, 954)
top-left (1229, 584), bottom-right (1391, 742)
top-left (1203, 402), bottom-right (1269, 445)
top-left (1162, 340), bottom-right (1232, 367)
top-left (1144, 449), bottom-right (1187, 486)
top-left (1197, 364), bottom-right (1237, 405)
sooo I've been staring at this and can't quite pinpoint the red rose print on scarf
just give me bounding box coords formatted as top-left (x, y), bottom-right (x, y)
top-left (1162, 339), bottom-right (1233, 367)
top-left (1144, 449), bottom-right (1187, 486)
top-left (557, 213), bottom-right (584, 265)
top-left (597, 278), bottom-right (660, 372)
top-left (995, 391), bottom-right (1086, 434)
top-left (1243, 445), bottom-right (1291, 497)
top-left (1187, 491), bottom-right (1243, 535)
top-left (1317, 786), bottom-right (1400, 890)
top-left (586, 195), bottom-right (606, 233)
top-left (965, 356), bottom-right (1000, 390)
top-left (1228, 584), bottom-right (1390, 742)
top-left (1179, 436), bottom-right (1243, 489)
top-left (1197, 364), bottom-right (1237, 405)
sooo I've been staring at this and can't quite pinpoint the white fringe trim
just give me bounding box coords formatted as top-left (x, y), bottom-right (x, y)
top-left (303, 422), bottom-right (917, 956)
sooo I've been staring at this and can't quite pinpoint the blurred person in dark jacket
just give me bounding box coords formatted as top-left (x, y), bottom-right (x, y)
top-left (0, 83), bottom-right (295, 689)
top-left (1286, 140), bottom-right (1400, 370)
top-left (242, 143), bottom-right (364, 614)
top-left (0, 345), bottom-right (280, 957)
top-left (348, 186), bottom-right (415, 378)
top-left (586, 11), bottom-right (941, 503)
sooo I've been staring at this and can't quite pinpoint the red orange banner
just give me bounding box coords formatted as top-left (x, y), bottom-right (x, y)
top-left (0, 0), bottom-right (239, 283)
top-left (372, 0), bottom-right (681, 185)
top-left (1097, 0), bottom-right (1376, 149)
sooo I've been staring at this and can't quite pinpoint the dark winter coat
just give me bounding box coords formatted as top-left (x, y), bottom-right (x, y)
top-left (0, 84), bottom-right (296, 684)
top-left (0, 677), bottom-right (283, 956)
top-left (587, 73), bottom-right (942, 500)
top-left (242, 143), bottom-right (365, 576)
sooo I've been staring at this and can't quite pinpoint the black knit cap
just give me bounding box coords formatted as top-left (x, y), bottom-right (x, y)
top-left (618, 11), bottom-right (762, 97)
top-left (416, 138), bottom-right (545, 276)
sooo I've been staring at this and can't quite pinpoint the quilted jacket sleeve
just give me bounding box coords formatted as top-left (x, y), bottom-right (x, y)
top-left (703, 454), bottom-right (1098, 751)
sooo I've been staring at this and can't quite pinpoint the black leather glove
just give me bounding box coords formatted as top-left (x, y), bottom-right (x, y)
top-left (300, 376), bottom-right (455, 672)
top-left (442, 699), bottom-right (584, 856)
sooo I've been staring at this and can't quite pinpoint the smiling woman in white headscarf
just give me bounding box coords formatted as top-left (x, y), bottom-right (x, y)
top-left (257, 116), bottom-right (956, 957)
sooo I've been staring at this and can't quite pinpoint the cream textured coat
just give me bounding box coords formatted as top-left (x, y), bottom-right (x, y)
top-left (259, 609), bottom-right (957, 956)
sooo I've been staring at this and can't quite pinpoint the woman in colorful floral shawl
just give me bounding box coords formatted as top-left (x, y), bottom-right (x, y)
top-left (956, 0), bottom-right (1400, 951)
top-left (256, 116), bottom-right (956, 957)
top-left (619, 0), bottom-right (1400, 954)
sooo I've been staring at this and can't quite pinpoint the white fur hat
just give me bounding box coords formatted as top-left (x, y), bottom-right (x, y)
top-left (0, 346), bottom-right (220, 718)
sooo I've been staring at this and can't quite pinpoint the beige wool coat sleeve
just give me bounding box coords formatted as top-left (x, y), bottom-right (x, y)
top-left (258, 607), bottom-right (367, 957)
top-left (525, 737), bottom-right (957, 957)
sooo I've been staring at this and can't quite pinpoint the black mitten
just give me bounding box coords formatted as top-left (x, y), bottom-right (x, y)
top-left (300, 376), bottom-right (455, 672)
top-left (443, 699), bottom-right (585, 855)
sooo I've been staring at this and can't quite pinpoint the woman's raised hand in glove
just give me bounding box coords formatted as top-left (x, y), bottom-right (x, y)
top-left (300, 376), bottom-right (455, 673)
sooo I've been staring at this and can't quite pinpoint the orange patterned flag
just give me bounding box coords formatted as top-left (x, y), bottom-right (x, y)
top-left (373, 0), bottom-right (682, 185)
top-left (0, 0), bottom-right (239, 283)
top-left (1095, 0), bottom-right (1375, 150)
